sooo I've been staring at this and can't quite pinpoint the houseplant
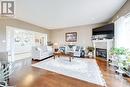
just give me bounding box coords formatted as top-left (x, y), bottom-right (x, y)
top-left (0, 62), bottom-right (15, 87)
top-left (86, 46), bottom-right (95, 58)
top-left (87, 47), bottom-right (94, 52)
top-left (109, 47), bottom-right (129, 58)
top-left (109, 47), bottom-right (130, 74)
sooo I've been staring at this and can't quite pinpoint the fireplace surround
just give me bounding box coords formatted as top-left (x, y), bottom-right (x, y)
top-left (92, 39), bottom-right (113, 61)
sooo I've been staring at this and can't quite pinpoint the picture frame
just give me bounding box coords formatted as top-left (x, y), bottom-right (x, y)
top-left (65, 32), bottom-right (77, 42)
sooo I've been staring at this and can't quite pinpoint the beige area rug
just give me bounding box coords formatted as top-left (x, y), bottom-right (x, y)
top-left (32, 57), bottom-right (106, 86)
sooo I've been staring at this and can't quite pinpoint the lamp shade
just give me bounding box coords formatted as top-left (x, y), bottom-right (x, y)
top-left (54, 43), bottom-right (58, 48)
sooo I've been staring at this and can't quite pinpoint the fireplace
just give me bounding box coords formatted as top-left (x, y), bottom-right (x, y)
top-left (96, 48), bottom-right (107, 59)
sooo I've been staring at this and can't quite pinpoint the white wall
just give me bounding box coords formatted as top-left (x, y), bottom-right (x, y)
top-left (0, 29), bottom-right (6, 52)
top-left (0, 20), bottom-right (6, 52)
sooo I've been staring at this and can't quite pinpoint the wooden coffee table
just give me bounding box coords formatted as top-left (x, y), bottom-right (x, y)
top-left (53, 51), bottom-right (74, 62)
top-left (53, 51), bottom-right (62, 59)
top-left (66, 52), bottom-right (74, 62)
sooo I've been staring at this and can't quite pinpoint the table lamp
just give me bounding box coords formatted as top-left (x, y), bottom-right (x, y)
top-left (54, 43), bottom-right (58, 52)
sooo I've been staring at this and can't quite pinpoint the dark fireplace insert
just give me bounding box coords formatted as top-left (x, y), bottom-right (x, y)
top-left (96, 48), bottom-right (107, 59)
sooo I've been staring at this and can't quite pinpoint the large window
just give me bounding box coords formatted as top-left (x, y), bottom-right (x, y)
top-left (6, 26), bottom-right (47, 61)
top-left (124, 16), bottom-right (130, 49)
top-left (115, 14), bottom-right (130, 49)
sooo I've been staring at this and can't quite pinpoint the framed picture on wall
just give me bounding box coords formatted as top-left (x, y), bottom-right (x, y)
top-left (65, 32), bottom-right (77, 42)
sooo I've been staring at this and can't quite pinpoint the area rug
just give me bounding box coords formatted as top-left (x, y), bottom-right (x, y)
top-left (32, 57), bottom-right (106, 86)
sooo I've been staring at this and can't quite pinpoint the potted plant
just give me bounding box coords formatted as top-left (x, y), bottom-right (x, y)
top-left (87, 47), bottom-right (94, 52)
top-left (109, 47), bottom-right (130, 73)
top-left (86, 46), bottom-right (94, 58)
top-left (109, 47), bottom-right (129, 59)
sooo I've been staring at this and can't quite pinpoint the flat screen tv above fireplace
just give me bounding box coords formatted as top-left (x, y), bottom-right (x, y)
top-left (92, 23), bottom-right (114, 39)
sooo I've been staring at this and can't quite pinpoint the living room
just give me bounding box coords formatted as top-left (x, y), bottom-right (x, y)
top-left (0, 0), bottom-right (130, 87)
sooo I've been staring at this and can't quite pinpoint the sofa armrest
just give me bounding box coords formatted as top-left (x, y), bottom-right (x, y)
top-left (47, 46), bottom-right (52, 52)
top-left (32, 47), bottom-right (42, 58)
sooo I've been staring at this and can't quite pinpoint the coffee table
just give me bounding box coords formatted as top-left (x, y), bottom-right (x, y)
top-left (53, 51), bottom-right (62, 59)
top-left (66, 52), bottom-right (74, 62)
top-left (53, 51), bottom-right (74, 62)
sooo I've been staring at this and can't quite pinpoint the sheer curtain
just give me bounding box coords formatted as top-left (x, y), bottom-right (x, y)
top-left (124, 16), bottom-right (130, 49)
top-left (115, 14), bottom-right (130, 49)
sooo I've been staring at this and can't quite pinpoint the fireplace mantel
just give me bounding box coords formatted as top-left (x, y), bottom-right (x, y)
top-left (92, 39), bottom-right (113, 43)
top-left (92, 39), bottom-right (113, 61)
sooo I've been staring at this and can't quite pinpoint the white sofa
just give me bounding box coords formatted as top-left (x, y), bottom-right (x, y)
top-left (32, 46), bottom-right (53, 60)
top-left (60, 45), bottom-right (82, 57)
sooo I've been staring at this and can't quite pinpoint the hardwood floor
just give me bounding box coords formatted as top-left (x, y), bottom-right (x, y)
top-left (9, 57), bottom-right (130, 87)
top-left (96, 58), bottom-right (130, 87)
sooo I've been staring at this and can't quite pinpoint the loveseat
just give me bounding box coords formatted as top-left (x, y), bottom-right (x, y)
top-left (59, 45), bottom-right (84, 57)
top-left (32, 46), bottom-right (53, 60)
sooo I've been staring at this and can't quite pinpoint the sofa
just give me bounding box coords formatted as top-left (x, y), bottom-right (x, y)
top-left (59, 45), bottom-right (83, 57)
top-left (32, 46), bottom-right (53, 60)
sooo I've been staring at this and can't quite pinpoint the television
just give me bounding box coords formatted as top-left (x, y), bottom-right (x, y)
top-left (92, 23), bottom-right (114, 39)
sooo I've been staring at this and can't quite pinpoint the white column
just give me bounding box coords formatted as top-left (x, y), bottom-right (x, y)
top-left (6, 26), bottom-right (15, 62)
top-left (93, 41), bottom-right (96, 58)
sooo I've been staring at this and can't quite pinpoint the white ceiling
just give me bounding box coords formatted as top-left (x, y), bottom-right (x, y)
top-left (15, 0), bottom-right (127, 29)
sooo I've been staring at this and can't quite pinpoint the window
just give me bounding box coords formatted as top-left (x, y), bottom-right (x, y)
top-left (124, 16), bottom-right (130, 49)
top-left (6, 26), bottom-right (48, 61)
top-left (115, 14), bottom-right (130, 49)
